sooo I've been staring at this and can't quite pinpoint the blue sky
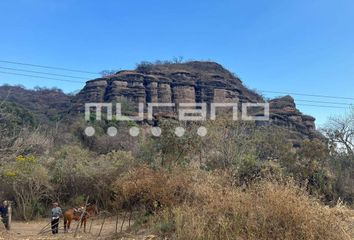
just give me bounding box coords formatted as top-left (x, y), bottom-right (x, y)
top-left (0, 0), bottom-right (353, 125)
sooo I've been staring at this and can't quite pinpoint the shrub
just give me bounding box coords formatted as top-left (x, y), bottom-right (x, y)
top-left (111, 166), bottom-right (194, 213)
top-left (136, 61), bottom-right (154, 73)
top-left (138, 121), bottom-right (203, 167)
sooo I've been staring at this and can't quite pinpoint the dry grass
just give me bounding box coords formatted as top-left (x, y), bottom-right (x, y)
top-left (149, 170), bottom-right (353, 240)
top-left (111, 166), bottom-right (353, 239)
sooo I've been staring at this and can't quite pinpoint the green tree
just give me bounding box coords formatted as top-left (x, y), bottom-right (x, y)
top-left (1, 155), bottom-right (51, 220)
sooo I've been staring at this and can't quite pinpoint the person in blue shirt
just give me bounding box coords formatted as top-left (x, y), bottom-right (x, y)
top-left (51, 202), bottom-right (62, 234)
top-left (0, 201), bottom-right (10, 230)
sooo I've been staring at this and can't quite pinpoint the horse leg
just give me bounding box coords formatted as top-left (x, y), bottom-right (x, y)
top-left (84, 219), bottom-right (87, 233)
top-left (64, 217), bottom-right (67, 233)
top-left (120, 211), bottom-right (127, 233)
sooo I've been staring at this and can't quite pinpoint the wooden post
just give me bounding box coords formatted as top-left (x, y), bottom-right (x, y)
top-left (115, 213), bottom-right (119, 234)
top-left (74, 196), bottom-right (89, 238)
top-left (38, 221), bottom-right (51, 234)
top-left (7, 201), bottom-right (11, 231)
top-left (97, 213), bottom-right (106, 237)
top-left (128, 210), bottom-right (132, 229)
top-left (89, 218), bottom-right (94, 233)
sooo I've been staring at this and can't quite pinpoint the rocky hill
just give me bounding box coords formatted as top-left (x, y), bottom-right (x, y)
top-left (73, 61), bottom-right (323, 143)
top-left (0, 62), bottom-right (323, 144)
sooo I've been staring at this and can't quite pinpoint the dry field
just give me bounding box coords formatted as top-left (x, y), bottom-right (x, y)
top-left (0, 217), bottom-right (154, 240)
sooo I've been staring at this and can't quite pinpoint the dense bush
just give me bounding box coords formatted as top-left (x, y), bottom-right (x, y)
top-left (46, 145), bottom-right (136, 209)
top-left (137, 120), bottom-right (203, 167)
top-left (1, 155), bottom-right (51, 220)
top-left (76, 119), bottom-right (139, 154)
top-left (111, 166), bottom-right (194, 213)
top-left (149, 171), bottom-right (352, 240)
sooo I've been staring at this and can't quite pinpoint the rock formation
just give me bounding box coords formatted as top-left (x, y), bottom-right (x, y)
top-left (268, 95), bottom-right (323, 145)
top-left (73, 61), bottom-right (322, 142)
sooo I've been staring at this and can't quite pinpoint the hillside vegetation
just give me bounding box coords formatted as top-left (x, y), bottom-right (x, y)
top-left (0, 85), bottom-right (353, 239)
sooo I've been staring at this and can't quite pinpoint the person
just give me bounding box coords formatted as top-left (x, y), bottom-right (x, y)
top-left (0, 201), bottom-right (10, 230)
top-left (51, 202), bottom-right (62, 234)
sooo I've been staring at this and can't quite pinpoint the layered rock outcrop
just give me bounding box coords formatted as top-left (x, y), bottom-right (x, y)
top-left (268, 95), bottom-right (323, 145)
top-left (73, 61), bottom-right (321, 142)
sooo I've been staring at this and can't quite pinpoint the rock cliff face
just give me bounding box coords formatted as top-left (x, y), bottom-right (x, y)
top-left (73, 61), bottom-right (321, 142)
top-left (268, 95), bottom-right (323, 145)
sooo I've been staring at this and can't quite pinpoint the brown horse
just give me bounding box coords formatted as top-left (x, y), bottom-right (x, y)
top-left (63, 204), bottom-right (98, 233)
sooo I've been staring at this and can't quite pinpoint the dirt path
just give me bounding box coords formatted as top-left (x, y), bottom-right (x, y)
top-left (0, 217), bottom-right (155, 240)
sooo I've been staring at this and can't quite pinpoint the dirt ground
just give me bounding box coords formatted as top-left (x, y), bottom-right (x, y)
top-left (2, 213), bottom-right (352, 239)
top-left (0, 217), bottom-right (156, 240)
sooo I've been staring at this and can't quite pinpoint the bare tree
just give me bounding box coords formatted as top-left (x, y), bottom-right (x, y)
top-left (322, 107), bottom-right (354, 155)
